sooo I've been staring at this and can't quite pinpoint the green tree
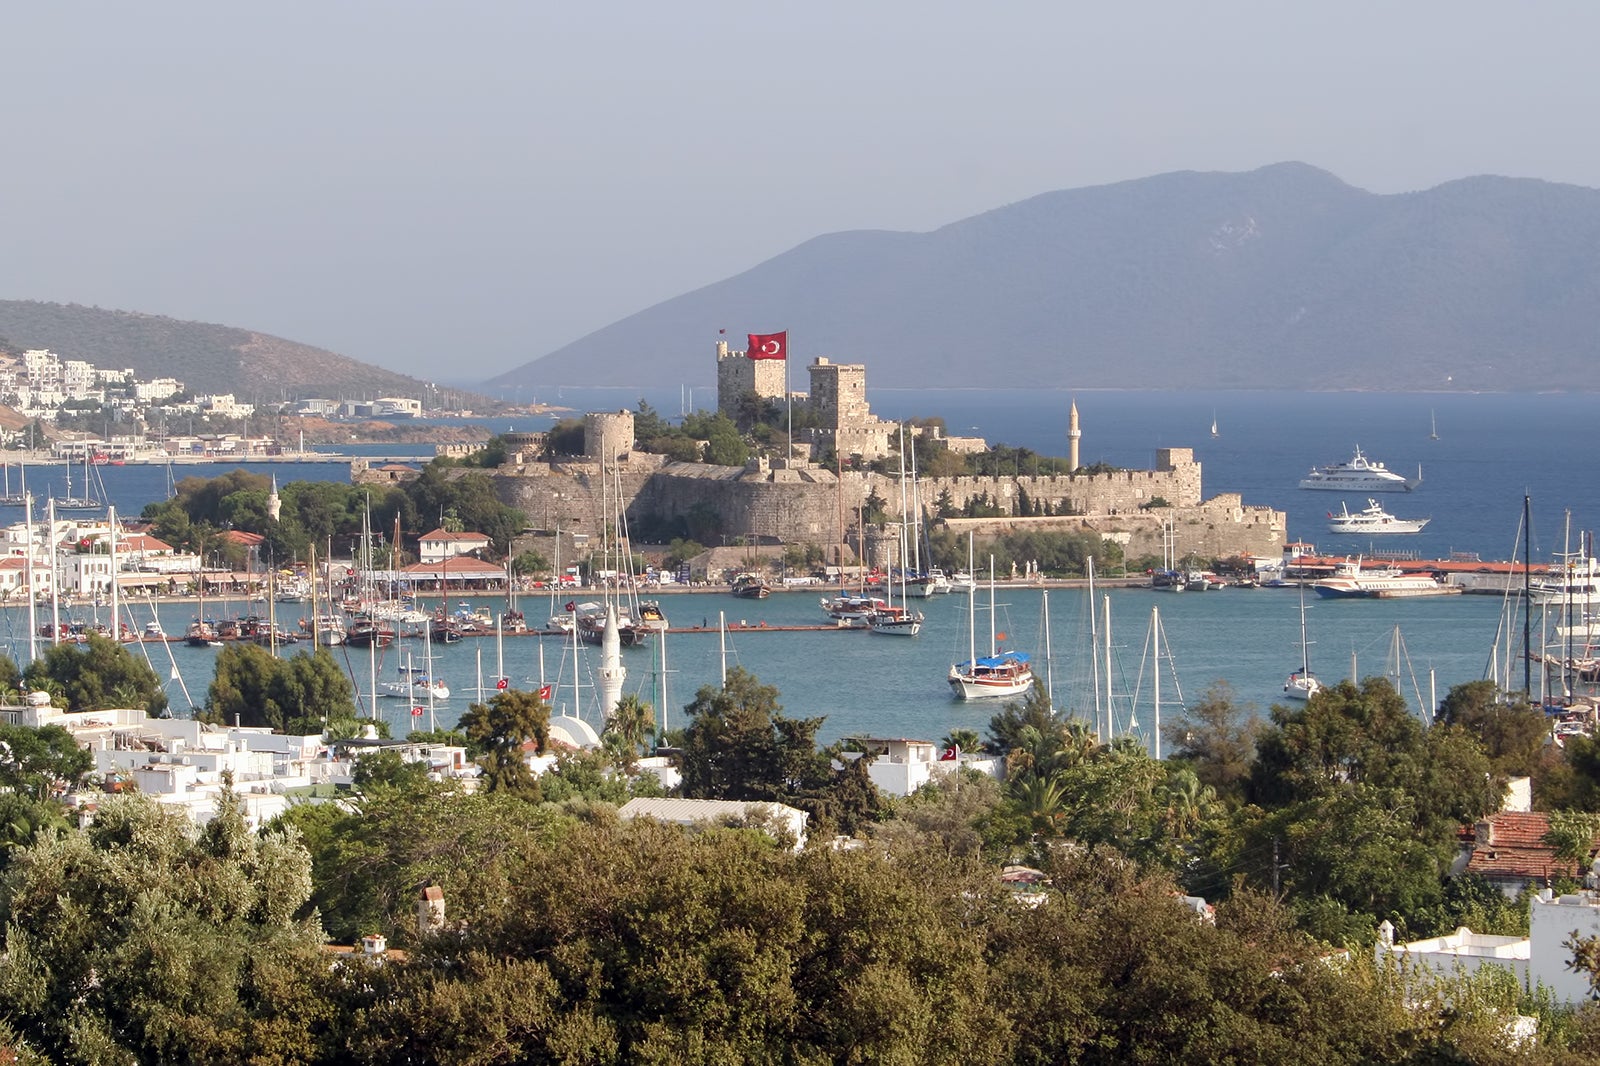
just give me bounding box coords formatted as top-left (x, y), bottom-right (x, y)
top-left (1435, 679), bottom-right (1549, 777)
top-left (603, 693), bottom-right (655, 767)
top-left (0, 791), bottom-right (332, 1064)
top-left (458, 688), bottom-right (550, 797)
top-left (206, 645), bottom-right (355, 733)
top-left (22, 634), bottom-right (167, 715)
top-left (1164, 681), bottom-right (1262, 802)
top-left (0, 723), bottom-right (93, 801)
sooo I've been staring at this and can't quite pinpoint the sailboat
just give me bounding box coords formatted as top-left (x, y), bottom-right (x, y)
top-left (53, 452), bottom-right (101, 511)
top-left (947, 546), bottom-right (1032, 700)
top-left (0, 461), bottom-right (26, 507)
top-left (869, 430), bottom-right (924, 636)
top-left (1429, 409), bottom-right (1439, 441)
top-left (1210, 412), bottom-right (1219, 439)
top-left (1283, 585), bottom-right (1321, 701)
top-left (1130, 604), bottom-right (1185, 758)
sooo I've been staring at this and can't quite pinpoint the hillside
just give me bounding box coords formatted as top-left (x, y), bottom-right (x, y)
top-left (489, 163), bottom-right (1600, 392)
top-left (0, 302), bottom-right (435, 401)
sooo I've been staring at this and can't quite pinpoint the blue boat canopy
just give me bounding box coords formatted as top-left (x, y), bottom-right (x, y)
top-left (954, 652), bottom-right (1030, 671)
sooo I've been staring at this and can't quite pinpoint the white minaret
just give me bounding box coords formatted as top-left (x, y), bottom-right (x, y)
top-left (1068, 398), bottom-right (1081, 473)
top-left (598, 603), bottom-right (625, 721)
top-left (267, 475), bottom-right (282, 522)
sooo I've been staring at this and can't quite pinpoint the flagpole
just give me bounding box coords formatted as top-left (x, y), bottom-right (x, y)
top-left (785, 329), bottom-right (793, 463)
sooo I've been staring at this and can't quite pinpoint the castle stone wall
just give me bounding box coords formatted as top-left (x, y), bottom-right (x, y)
top-left (490, 447), bottom-right (1280, 563)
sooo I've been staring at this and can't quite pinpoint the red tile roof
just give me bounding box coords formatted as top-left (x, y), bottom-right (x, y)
top-left (419, 529), bottom-right (490, 542)
top-left (1462, 811), bottom-right (1600, 883)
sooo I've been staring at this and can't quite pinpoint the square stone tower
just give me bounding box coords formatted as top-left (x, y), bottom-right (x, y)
top-left (716, 340), bottom-right (787, 417)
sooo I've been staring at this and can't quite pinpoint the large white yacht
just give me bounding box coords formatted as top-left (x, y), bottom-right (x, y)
top-left (1326, 499), bottom-right (1430, 535)
top-left (1299, 446), bottom-right (1419, 492)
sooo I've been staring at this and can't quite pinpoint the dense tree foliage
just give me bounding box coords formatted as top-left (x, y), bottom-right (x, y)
top-left (0, 791), bottom-right (331, 1064)
top-left (22, 635), bottom-right (167, 716)
top-left (204, 644), bottom-right (356, 733)
top-left (458, 689), bottom-right (550, 797)
top-left (142, 462), bottom-right (525, 564)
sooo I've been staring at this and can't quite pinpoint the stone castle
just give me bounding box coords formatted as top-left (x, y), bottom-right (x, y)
top-left (473, 339), bottom-right (1286, 566)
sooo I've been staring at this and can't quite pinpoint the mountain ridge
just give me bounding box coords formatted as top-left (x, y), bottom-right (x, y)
top-left (0, 301), bottom-right (441, 401)
top-left (489, 163), bottom-right (1600, 392)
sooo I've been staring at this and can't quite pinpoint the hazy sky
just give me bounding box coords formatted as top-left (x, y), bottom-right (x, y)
top-left (4, 2), bottom-right (1597, 385)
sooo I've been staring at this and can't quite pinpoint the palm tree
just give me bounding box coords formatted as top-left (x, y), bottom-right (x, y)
top-left (604, 693), bottom-right (655, 769)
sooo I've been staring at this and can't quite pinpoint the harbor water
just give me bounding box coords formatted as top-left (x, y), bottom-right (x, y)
top-left (2, 388), bottom-right (1594, 747)
top-left (0, 583), bottom-right (1522, 748)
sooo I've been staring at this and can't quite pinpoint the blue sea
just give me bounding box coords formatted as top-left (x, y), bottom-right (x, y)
top-left (1, 389), bottom-right (1593, 747)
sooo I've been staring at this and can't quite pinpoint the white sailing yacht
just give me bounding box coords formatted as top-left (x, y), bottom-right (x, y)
top-left (53, 452), bottom-right (101, 511)
top-left (1283, 585), bottom-right (1321, 701)
top-left (869, 430), bottom-right (924, 636)
top-left (947, 545), bottom-right (1032, 700)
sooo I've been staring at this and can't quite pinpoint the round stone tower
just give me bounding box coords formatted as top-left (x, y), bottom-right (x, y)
top-left (584, 409), bottom-right (635, 464)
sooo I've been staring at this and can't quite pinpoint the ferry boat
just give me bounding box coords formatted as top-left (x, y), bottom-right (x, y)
top-left (1299, 446), bottom-right (1419, 492)
top-left (1327, 499), bottom-right (1431, 535)
top-left (1313, 558), bottom-right (1456, 599)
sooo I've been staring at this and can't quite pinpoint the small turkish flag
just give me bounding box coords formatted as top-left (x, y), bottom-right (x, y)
top-left (410, 706), bottom-right (424, 717)
top-left (537, 685), bottom-right (553, 700)
top-left (496, 677), bottom-right (509, 690)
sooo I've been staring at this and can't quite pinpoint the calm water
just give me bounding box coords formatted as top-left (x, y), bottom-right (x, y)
top-left (2, 388), bottom-right (1592, 747)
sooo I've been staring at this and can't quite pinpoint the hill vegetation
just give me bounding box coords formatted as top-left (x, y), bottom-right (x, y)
top-left (493, 162), bottom-right (1600, 392)
top-left (0, 301), bottom-right (438, 401)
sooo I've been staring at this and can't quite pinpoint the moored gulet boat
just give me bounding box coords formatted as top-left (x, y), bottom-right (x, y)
top-left (948, 548), bottom-right (1033, 700)
top-left (573, 601), bottom-right (648, 647)
top-left (730, 572), bottom-right (771, 599)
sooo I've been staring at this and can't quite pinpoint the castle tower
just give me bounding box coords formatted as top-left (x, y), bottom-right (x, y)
top-left (716, 339), bottom-right (786, 418)
top-left (1068, 399), bottom-right (1081, 473)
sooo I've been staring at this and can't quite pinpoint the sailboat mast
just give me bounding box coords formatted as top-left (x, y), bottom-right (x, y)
top-left (108, 505), bottom-right (119, 641)
top-left (1102, 594), bottom-right (1113, 739)
top-left (1087, 556), bottom-right (1101, 742)
top-left (1523, 494), bottom-right (1533, 699)
top-left (1042, 590), bottom-right (1054, 706)
top-left (24, 491), bottom-right (37, 664)
top-left (1152, 604), bottom-right (1161, 760)
top-left (48, 499), bottom-right (60, 645)
top-left (967, 533), bottom-right (976, 669)
top-left (988, 554), bottom-right (997, 657)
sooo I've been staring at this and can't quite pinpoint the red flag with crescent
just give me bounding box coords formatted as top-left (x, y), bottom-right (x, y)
top-left (410, 706), bottom-right (424, 717)
top-left (537, 685), bottom-right (553, 700)
top-left (496, 677), bottom-right (509, 690)
top-left (747, 331), bottom-right (787, 360)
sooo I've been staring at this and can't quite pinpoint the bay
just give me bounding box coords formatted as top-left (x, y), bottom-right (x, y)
top-left (3, 388), bottom-right (1591, 748)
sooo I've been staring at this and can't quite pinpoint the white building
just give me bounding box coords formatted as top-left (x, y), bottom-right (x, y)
top-left (1378, 889), bottom-right (1600, 1006)
top-left (418, 528), bottom-right (492, 564)
top-left (845, 736), bottom-right (1004, 797)
top-left (134, 377), bottom-right (184, 403)
top-left (197, 394), bottom-right (255, 419)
